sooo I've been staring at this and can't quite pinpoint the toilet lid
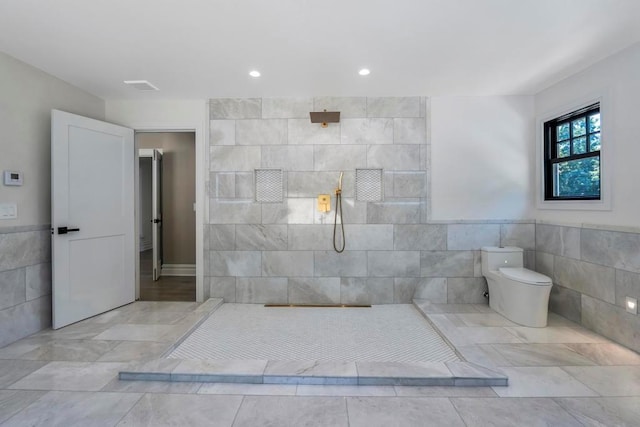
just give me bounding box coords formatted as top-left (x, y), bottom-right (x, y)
top-left (498, 267), bottom-right (552, 286)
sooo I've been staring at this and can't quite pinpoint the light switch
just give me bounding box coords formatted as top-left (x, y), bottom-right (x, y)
top-left (0, 203), bottom-right (17, 219)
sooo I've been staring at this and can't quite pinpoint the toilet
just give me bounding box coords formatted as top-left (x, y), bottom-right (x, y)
top-left (481, 246), bottom-right (553, 327)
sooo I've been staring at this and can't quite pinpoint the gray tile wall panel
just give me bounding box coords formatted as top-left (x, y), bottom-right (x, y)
top-left (262, 251), bottom-right (314, 277)
top-left (414, 278), bottom-right (448, 303)
top-left (366, 201), bottom-right (422, 224)
top-left (288, 278), bottom-right (341, 304)
top-left (288, 119), bottom-right (340, 145)
top-left (340, 118), bottom-right (393, 145)
top-left (235, 225), bottom-right (288, 251)
top-left (549, 284), bottom-right (582, 323)
top-left (421, 251), bottom-right (475, 278)
top-left (366, 97), bottom-right (421, 118)
top-left (500, 224), bottom-right (535, 250)
top-left (210, 98), bottom-right (262, 119)
top-left (615, 269), bottom-right (640, 310)
top-left (394, 225), bottom-right (447, 250)
top-left (209, 120), bottom-right (235, 145)
top-left (535, 224), bottom-right (581, 259)
top-left (581, 228), bottom-right (640, 273)
top-left (262, 146), bottom-right (314, 170)
top-left (0, 230), bottom-right (51, 272)
top-left (447, 224), bottom-right (500, 251)
top-left (262, 98), bottom-right (313, 119)
top-left (582, 295), bottom-right (640, 353)
top-left (393, 118), bottom-right (426, 144)
top-left (210, 146), bottom-right (261, 171)
top-left (236, 278), bottom-right (288, 304)
top-left (208, 277), bottom-right (237, 303)
top-left (209, 251), bottom-right (262, 277)
top-left (314, 251), bottom-right (368, 277)
top-left (313, 97), bottom-right (367, 118)
top-left (447, 278), bottom-right (488, 304)
top-left (554, 256), bottom-right (616, 304)
top-left (368, 251), bottom-right (420, 277)
top-left (0, 295), bottom-right (51, 348)
top-left (0, 229), bottom-right (52, 347)
top-left (25, 263), bottom-right (51, 301)
top-left (0, 268), bottom-right (26, 310)
top-left (367, 145), bottom-right (421, 170)
top-left (340, 278), bottom-right (394, 305)
top-left (236, 119), bottom-right (287, 146)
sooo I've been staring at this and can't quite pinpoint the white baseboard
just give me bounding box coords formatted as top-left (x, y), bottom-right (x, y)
top-left (161, 263), bottom-right (196, 277)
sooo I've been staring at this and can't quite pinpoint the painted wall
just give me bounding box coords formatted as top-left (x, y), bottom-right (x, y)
top-left (430, 96), bottom-right (535, 221)
top-left (0, 51), bottom-right (104, 346)
top-left (105, 99), bottom-right (207, 127)
top-left (534, 42), bottom-right (640, 228)
top-left (0, 51), bottom-right (105, 227)
top-left (138, 133), bottom-right (196, 264)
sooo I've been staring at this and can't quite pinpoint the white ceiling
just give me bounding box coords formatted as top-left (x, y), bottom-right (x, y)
top-left (1, 0), bottom-right (639, 100)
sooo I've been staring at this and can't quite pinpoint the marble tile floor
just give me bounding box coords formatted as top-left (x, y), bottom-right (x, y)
top-left (0, 299), bottom-right (639, 425)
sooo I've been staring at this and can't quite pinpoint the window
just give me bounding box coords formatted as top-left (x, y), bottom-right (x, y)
top-left (543, 103), bottom-right (601, 200)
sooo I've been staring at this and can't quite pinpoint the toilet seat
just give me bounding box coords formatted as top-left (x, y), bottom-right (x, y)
top-left (498, 267), bottom-right (551, 286)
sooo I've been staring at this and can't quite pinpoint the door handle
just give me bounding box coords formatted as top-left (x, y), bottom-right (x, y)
top-left (151, 218), bottom-right (162, 224)
top-left (58, 226), bottom-right (80, 235)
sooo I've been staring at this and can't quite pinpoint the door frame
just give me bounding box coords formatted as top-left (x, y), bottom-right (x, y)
top-left (138, 148), bottom-right (163, 281)
top-left (133, 124), bottom-right (205, 302)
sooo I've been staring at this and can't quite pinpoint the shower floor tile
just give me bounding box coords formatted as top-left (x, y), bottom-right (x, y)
top-left (168, 304), bottom-right (460, 363)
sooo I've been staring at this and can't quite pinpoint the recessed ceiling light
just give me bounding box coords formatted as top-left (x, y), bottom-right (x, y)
top-left (358, 68), bottom-right (371, 76)
top-left (249, 70), bottom-right (261, 78)
top-left (123, 80), bottom-right (159, 91)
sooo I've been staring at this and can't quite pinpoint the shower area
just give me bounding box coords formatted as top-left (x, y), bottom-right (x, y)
top-left (202, 97), bottom-right (453, 357)
top-left (121, 96), bottom-right (510, 385)
top-left (203, 96), bottom-right (449, 360)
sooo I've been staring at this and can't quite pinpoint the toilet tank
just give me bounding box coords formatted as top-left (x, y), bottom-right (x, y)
top-left (481, 246), bottom-right (524, 274)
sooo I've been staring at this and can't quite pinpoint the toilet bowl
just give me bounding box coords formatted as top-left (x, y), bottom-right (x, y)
top-left (481, 246), bottom-right (552, 327)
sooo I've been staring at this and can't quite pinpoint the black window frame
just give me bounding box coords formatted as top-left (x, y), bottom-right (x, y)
top-left (543, 103), bottom-right (601, 201)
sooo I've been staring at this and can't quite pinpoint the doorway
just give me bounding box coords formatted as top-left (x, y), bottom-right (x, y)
top-left (137, 132), bottom-right (196, 301)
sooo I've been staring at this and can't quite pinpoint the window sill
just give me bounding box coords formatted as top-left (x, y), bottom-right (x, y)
top-left (536, 198), bottom-right (611, 211)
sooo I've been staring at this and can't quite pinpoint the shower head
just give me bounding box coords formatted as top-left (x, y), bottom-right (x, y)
top-left (338, 172), bottom-right (343, 192)
top-left (310, 110), bottom-right (340, 128)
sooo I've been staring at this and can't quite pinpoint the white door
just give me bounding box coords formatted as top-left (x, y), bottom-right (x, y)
top-left (51, 110), bottom-right (135, 329)
top-left (151, 149), bottom-right (163, 281)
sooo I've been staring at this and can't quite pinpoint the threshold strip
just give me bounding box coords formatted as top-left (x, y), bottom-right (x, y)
top-left (264, 304), bottom-right (371, 308)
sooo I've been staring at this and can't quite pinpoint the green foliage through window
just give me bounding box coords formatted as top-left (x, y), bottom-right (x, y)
top-left (544, 104), bottom-right (601, 200)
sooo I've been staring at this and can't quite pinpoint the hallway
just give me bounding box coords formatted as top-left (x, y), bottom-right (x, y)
top-left (139, 250), bottom-right (195, 302)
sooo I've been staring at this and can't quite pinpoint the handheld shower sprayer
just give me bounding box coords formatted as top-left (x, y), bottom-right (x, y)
top-left (333, 171), bottom-right (345, 253)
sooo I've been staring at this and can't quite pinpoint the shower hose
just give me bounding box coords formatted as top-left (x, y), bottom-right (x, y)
top-left (333, 188), bottom-right (345, 253)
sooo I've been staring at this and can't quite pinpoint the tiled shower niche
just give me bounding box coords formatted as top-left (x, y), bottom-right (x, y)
top-left (205, 97), bottom-right (534, 305)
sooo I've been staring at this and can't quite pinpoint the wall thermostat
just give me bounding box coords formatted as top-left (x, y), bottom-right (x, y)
top-left (3, 171), bottom-right (23, 186)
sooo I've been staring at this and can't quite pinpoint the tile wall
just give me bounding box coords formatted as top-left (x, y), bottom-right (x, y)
top-left (206, 97), bottom-right (535, 306)
top-left (0, 226), bottom-right (51, 347)
top-left (535, 223), bottom-right (640, 353)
